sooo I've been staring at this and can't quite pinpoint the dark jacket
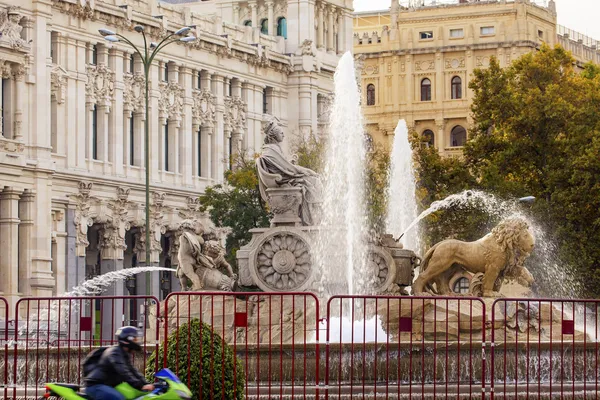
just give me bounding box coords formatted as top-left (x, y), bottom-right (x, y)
top-left (85, 345), bottom-right (148, 390)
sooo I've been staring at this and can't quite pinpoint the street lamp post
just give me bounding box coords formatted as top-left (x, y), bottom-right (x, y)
top-left (99, 26), bottom-right (195, 295)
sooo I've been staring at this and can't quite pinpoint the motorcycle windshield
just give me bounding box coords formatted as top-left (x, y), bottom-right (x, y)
top-left (155, 368), bottom-right (182, 383)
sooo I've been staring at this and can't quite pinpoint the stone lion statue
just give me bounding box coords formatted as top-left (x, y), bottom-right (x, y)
top-left (412, 217), bottom-right (535, 298)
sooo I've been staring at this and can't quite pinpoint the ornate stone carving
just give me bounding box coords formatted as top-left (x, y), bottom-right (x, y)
top-left (86, 64), bottom-right (115, 107)
top-left (363, 64), bottom-right (379, 75)
top-left (223, 96), bottom-right (246, 132)
top-left (476, 56), bottom-right (491, 67)
top-left (249, 229), bottom-right (314, 291)
top-left (176, 222), bottom-right (236, 291)
top-left (0, 138), bottom-right (25, 153)
top-left (51, 65), bottom-right (68, 104)
top-left (415, 60), bottom-right (435, 71)
top-left (123, 73), bottom-right (145, 112)
top-left (0, 6), bottom-right (28, 50)
top-left (299, 39), bottom-right (314, 56)
top-left (134, 191), bottom-right (168, 263)
top-left (158, 81), bottom-right (184, 120)
top-left (99, 187), bottom-right (132, 260)
top-left (69, 181), bottom-right (99, 257)
top-left (445, 57), bottom-right (465, 69)
top-left (362, 245), bottom-right (398, 293)
top-left (192, 89), bottom-right (216, 127)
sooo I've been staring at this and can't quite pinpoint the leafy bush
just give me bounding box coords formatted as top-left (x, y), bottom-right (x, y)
top-left (146, 319), bottom-right (245, 400)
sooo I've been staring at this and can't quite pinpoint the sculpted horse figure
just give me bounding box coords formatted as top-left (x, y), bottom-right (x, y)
top-left (412, 217), bottom-right (535, 297)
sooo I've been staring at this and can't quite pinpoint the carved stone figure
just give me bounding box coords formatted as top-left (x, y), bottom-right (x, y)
top-left (0, 6), bottom-right (27, 49)
top-left (256, 117), bottom-right (323, 226)
top-left (177, 220), bottom-right (236, 291)
top-left (412, 217), bottom-right (535, 297)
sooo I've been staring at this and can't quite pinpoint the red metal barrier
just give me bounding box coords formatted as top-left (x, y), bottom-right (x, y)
top-left (325, 295), bottom-right (487, 400)
top-left (10, 295), bottom-right (159, 399)
top-left (162, 292), bottom-right (320, 400)
top-left (491, 298), bottom-right (600, 400)
top-left (1, 297), bottom-right (8, 400)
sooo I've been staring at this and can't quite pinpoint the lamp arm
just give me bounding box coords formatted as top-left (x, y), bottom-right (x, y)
top-left (148, 37), bottom-right (181, 66)
top-left (115, 33), bottom-right (145, 63)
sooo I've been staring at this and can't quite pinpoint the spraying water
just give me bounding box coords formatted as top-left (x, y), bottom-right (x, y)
top-left (317, 52), bottom-right (370, 296)
top-left (65, 266), bottom-right (174, 296)
top-left (385, 119), bottom-right (419, 251)
top-left (402, 190), bottom-right (580, 298)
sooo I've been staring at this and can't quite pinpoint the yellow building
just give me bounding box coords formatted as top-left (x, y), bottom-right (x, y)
top-left (353, 0), bottom-right (600, 154)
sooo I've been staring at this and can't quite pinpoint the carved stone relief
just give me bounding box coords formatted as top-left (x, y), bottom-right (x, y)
top-left (0, 6), bottom-right (28, 50)
top-left (98, 187), bottom-right (132, 260)
top-left (86, 64), bottom-right (115, 107)
top-left (69, 181), bottom-right (99, 257)
top-left (415, 60), bottom-right (435, 71)
top-left (445, 58), bottom-right (465, 69)
top-left (134, 191), bottom-right (169, 263)
top-left (51, 65), bottom-right (68, 105)
top-left (123, 73), bottom-right (145, 112)
top-left (224, 96), bottom-right (247, 133)
top-left (158, 81), bottom-right (184, 120)
top-left (192, 89), bottom-right (216, 127)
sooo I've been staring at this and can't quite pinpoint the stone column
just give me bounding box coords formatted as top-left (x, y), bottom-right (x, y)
top-left (18, 190), bottom-right (34, 295)
top-left (180, 67), bottom-right (193, 186)
top-left (436, 119), bottom-right (445, 151)
top-left (267, 1), bottom-right (274, 35)
top-left (134, 111), bottom-right (144, 167)
top-left (212, 73), bottom-right (226, 180)
top-left (249, 1), bottom-right (258, 28)
top-left (109, 48), bottom-right (124, 176)
top-left (66, 207), bottom-right (85, 293)
top-left (435, 51), bottom-right (443, 103)
top-left (99, 228), bottom-right (125, 341)
top-left (86, 102), bottom-right (96, 162)
top-left (327, 6), bottom-right (335, 53)
top-left (167, 119), bottom-right (179, 174)
top-left (203, 127), bottom-right (213, 179)
top-left (12, 65), bottom-right (25, 141)
top-left (233, 5), bottom-right (240, 24)
top-left (135, 228), bottom-right (161, 303)
top-left (192, 122), bottom-right (200, 177)
top-left (317, 4), bottom-right (325, 49)
top-left (97, 104), bottom-right (110, 168)
top-left (337, 12), bottom-right (344, 54)
top-left (406, 55), bottom-right (414, 104)
top-left (0, 187), bottom-right (23, 311)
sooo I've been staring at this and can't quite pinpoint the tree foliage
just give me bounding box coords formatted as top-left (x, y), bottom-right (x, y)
top-left (413, 44), bottom-right (600, 296)
top-left (146, 319), bottom-right (244, 400)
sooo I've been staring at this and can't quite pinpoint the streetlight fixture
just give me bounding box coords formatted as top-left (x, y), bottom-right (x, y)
top-left (99, 25), bottom-right (195, 295)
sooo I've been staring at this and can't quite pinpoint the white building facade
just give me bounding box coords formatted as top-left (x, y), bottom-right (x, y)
top-left (0, 0), bottom-right (352, 317)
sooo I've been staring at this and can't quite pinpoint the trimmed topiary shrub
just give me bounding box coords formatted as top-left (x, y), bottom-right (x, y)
top-left (146, 319), bottom-right (245, 399)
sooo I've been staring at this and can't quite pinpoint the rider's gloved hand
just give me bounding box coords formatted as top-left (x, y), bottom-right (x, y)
top-left (142, 384), bottom-right (155, 392)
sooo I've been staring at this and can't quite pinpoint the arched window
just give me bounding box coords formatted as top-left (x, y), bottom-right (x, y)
top-left (453, 277), bottom-right (470, 294)
top-left (451, 76), bottom-right (462, 99)
top-left (260, 19), bottom-right (268, 34)
top-left (277, 17), bottom-right (287, 39)
top-left (243, 20), bottom-right (252, 27)
top-left (366, 84), bottom-right (376, 106)
top-left (421, 78), bottom-right (432, 101)
top-left (422, 129), bottom-right (435, 148)
top-left (451, 125), bottom-right (467, 147)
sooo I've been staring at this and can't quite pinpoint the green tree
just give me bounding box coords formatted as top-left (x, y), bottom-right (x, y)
top-left (413, 44), bottom-right (600, 297)
top-left (146, 319), bottom-right (244, 400)
top-left (199, 152), bottom-right (270, 270)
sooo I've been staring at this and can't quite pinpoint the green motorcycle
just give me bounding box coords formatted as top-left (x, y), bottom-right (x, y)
top-left (41, 368), bottom-right (192, 400)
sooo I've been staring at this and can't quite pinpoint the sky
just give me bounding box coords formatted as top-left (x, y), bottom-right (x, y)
top-left (352, 0), bottom-right (600, 41)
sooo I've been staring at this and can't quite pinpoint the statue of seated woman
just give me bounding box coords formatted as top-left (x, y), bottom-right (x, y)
top-left (256, 117), bottom-right (323, 226)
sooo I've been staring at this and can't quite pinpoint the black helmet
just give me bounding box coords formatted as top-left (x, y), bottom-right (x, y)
top-left (116, 326), bottom-right (142, 352)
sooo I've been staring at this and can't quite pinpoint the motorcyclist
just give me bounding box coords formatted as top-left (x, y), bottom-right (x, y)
top-left (85, 326), bottom-right (155, 400)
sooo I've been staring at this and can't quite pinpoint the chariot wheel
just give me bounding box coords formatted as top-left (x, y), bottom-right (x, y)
top-left (248, 227), bottom-right (314, 292)
top-left (365, 245), bottom-right (396, 293)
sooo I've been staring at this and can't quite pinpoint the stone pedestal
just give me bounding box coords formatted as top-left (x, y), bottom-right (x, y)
top-left (265, 187), bottom-right (302, 227)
